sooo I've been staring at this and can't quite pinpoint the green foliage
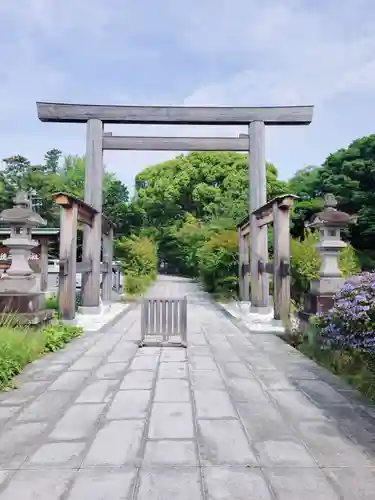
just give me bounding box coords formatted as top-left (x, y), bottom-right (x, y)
top-left (296, 337), bottom-right (375, 403)
top-left (123, 275), bottom-right (152, 297)
top-left (290, 231), bottom-right (360, 304)
top-left (45, 295), bottom-right (58, 310)
top-left (135, 152), bottom-right (287, 228)
top-left (288, 136), bottom-right (375, 266)
top-left (115, 235), bottom-right (158, 296)
top-left (0, 152), bottom-right (130, 236)
top-left (43, 322), bottom-right (83, 353)
top-left (0, 321), bottom-right (82, 390)
top-left (198, 229), bottom-right (238, 297)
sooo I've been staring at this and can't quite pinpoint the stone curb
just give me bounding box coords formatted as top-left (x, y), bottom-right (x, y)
top-left (96, 302), bottom-right (137, 333)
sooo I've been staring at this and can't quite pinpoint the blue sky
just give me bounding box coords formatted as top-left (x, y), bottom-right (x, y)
top-left (1, 0), bottom-right (375, 190)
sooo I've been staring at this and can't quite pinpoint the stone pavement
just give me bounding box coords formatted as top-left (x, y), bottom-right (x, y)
top-left (0, 276), bottom-right (374, 499)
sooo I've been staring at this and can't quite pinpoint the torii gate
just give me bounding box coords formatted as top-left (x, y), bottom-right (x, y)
top-left (36, 102), bottom-right (313, 314)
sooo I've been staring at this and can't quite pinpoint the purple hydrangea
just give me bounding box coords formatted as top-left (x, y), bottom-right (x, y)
top-left (318, 272), bottom-right (375, 353)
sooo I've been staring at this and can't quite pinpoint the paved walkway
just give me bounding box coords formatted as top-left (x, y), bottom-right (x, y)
top-left (0, 276), bottom-right (374, 499)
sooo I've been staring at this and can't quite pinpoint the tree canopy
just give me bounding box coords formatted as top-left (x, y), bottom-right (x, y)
top-left (0, 151), bottom-right (131, 236)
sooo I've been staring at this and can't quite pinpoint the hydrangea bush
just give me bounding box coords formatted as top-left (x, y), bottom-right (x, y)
top-left (317, 272), bottom-right (375, 353)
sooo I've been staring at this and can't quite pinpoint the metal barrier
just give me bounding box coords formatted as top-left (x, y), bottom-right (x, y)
top-left (140, 297), bottom-right (187, 347)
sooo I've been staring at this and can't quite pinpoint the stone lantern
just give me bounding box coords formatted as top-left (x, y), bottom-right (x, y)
top-left (304, 193), bottom-right (357, 314)
top-left (0, 192), bottom-right (51, 320)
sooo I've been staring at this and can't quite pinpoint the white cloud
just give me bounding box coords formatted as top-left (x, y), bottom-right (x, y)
top-left (0, 0), bottom-right (375, 189)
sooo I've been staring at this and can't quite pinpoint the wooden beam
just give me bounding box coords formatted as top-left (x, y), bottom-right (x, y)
top-left (60, 261), bottom-right (109, 274)
top-left (58, 204), bottom-right (77, 320)
top-left (273, 203), bottom-right (292, 321)
top-left (36, 102), bottom-right (314, 125)
top-left (257, 213), bottom-right (273, 227)
top-left (252, 194), bottom-right (299, 218)
top-left (250, 214), bottom-right (265, 308)
top-left (40, 238), bottom-right (48, 293)
top-left (52, 192), bottom-right (114, 234)
top-left (249, 121), bottom-right (269, 308)
top-left (82, 119), bottom-right (104, 309)
top-left (102, 227), bottom-right (114, 302)
top-left (103, 135), bottom-right (249, 151)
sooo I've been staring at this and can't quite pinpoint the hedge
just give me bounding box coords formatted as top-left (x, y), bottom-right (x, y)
top-left (115, 235), bottom-right (158, 296)
top-left (198, 229), bottom-right (238, 297)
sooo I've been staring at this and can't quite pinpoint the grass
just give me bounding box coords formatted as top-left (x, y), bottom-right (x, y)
top-left (45, 293), bottom-right (82, 313)
top-left (284, 325), bottom-right (375, 404)
top-left (0, 316), bottom-right (83, 390)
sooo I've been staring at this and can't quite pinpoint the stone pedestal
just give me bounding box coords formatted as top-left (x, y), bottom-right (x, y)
top-left (0, 191), bottom-right (53, 326)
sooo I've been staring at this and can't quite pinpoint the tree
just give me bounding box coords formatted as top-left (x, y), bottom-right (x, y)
top-left (318, 135), bottom-right (375, 256)
top-left (132, 151), bottom-right (288, 275)
top-left (288, 165), bottom-right (324, 240)
top-left (134, 151), bottom-right (288, 228)
top-left (44, 149), bottom-right (62, 173)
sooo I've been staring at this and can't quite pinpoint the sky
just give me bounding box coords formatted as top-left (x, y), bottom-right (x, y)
top-left (1, 0), bottom-right (375, 190)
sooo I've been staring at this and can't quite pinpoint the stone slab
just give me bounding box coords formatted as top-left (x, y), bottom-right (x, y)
top-left (0, 469), bottom-right (74, 500)
top-left (194, 390), bottom-right (237, 419)
top-left (255, 439), bottom-right (316, 466)
top-left (24, 441), bottom-right (86, 469)
top-left (160, 349), bottom-right (187, 362)
top-left (154, 379), bottom-right (190, 402)
top-left (49, 404), bottom-right (105, 440)
top-left (190, 370), bottom-right (226, 390)
top-left (120, 370), bottom-right (156, 390)
top-left (17, 391), bottom-right (72, 422)
top-left (158, 361), bottom-right (188, 379)
top-left (237, 402), bottom-right (295, 441)
top-left (226, 378), bottom-right (270, 403)
top-left (106, 390), bottom-right (151, 419)
top-left (69, 356), bottom-right (103, 371)
top-left (83, 420), bottom-right (145, 466)
top-left (95, 362), bottom-right (129, 380)
top-left (67, 468), bottom-right (137, 500)
top-left (48, 371), bottom-right (91, 391)
top-left (265, 468), bottom-right (340, 500)
top-left (203, 466), bottom-right (273, 500)
top-left (129, 356), bottom-right (159, 371)
top-left (198, 419), bottom-right (256, 465)
top-left (0, 422), bottom-right (47, 468)
top-left (189, 356), bottom-right (217, 370)
top-left (136, 468), bottom-right (203, 500)
top-left (76, 380), bottom-right (119, 403)
top-left (148, 403), bottom-right (194, 439)
top-left (143, 440), bottom-right (197, 465)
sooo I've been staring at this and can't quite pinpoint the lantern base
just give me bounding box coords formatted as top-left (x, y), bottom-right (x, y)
top-left (303, 292), bottom-right (335, 315)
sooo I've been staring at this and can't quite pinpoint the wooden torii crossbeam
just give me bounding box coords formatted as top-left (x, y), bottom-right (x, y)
top-left (238, 194), bottom-right (298, 320)
top-left (37, 102), bottom-right (313, 312)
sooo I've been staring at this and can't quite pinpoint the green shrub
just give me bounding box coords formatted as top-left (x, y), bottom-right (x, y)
top-left (0, 321), bottom-right (83, 389)
top-left (45, 295), bottom-right (58, 310)
top-left (124, 274), bottom-right (151, 297)
top-left (0, 327), bottom-right (45, 388)
top-left (43, 322), bottom-right (83, 352)
top-left (290, 230), bottom-right (360, 304)
top-left (198, 229), bottom-right (238, 297)
top-left (172, 216), bottom-right (209, 277)
top-left (116, 234), bottom-right (157, 278)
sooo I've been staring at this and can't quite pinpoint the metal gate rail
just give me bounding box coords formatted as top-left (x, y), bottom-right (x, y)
top-left (140, 297), bottom-right (187, 347)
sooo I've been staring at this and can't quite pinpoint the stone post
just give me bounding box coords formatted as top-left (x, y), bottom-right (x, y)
top-left (304, 193), bottom-right (357, 314)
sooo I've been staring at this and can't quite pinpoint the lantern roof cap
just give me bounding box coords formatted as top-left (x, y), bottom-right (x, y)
top-left (306, 194), bottom-right (357, 228)
top-left (0, 191), bottom-right (46, 227)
